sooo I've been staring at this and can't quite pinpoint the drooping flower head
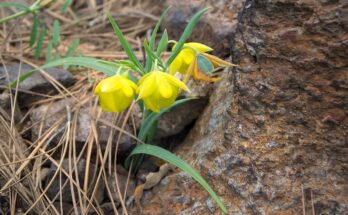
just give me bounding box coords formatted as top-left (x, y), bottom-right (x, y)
top-left (94, 75), bottom-right (137, 112)
top-left (137, 71), bottom-right (189, 112)
top-left (169, 42), bottom-right (213, 75)
top-left (169, 42), bottom-right (237, 82)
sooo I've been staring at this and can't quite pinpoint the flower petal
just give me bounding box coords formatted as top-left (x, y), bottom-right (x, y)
top-left (202, 53), bottom-right (238, 67)
top-left (124, 78), bottom-right (138, 90)
top-left (181, 48), bottom-right (195, 65)
top-left (169, 53), bottom-right (183, 75)
top-left (162, 73), bottom-right (190, 92)
top-left (99, 92), bottom-right (118, 112)
top-left (193, 59), bottom-right (221, 82)
top-left (94, 81), bottom-right (102, 95)
top-left (122, 85), bottom-right (134, 97)
top-left (138, 74), bottom-right (156, 98)
top-left (144, 98), bottom-right (160, 112)
top-left (99, 76), bottom-right (123, 92)
top-left (185, 42), bottom-right (213, 53)
top-left (158, 79), bottom-right (173, 99)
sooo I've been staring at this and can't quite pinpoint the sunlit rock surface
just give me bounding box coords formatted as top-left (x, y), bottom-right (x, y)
top-left (140, 0), bottom-right (348, 214)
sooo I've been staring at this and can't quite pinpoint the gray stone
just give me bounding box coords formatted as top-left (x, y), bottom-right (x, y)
top-left (30, 97), bottom-right (134, 154)
top-left (0, 63), bottom-right (75, 106)
top-left (45, 159), bottom-right (105, 204)
top-left (107, 165), bottom-right (136, 203)
top-left (156, 98), bottom-right (208, 139)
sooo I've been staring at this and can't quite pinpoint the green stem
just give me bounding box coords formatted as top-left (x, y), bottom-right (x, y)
top-left (0, 0), bottom-right (48, 24)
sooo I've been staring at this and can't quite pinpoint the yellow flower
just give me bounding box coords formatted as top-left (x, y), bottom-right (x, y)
top-left (185, 53), bottom-right (238, 82)
top-left (169, 42), bottom-right (238, 82)
top-left (94, 75), bottom-right (137, 112)
top-left (137, 71), bottom-right (189, 112)
top-left (169, 42), bottom-right (213, 74)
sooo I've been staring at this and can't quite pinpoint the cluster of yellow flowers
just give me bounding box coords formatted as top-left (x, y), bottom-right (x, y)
top-left (94, 42), bottom-right (234, 113)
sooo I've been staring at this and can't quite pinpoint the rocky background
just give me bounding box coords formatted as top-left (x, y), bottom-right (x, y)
top-left (137, 0), bottom-right (348, 214)
top-left (0, 0), bottom-right (347, 214)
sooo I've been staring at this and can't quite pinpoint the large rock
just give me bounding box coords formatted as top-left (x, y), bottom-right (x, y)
top-left (163, 0), bottom-right (245, 56)
top-left (0, 63), bottom-right (75, 106)
top-left (30, 97), bottom-right (134, 155)
top-left (140, 1), bottom-right (348, 214)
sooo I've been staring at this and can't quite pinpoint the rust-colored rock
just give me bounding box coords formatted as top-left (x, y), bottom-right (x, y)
top-left (141, 0), bottom-right (348, 214)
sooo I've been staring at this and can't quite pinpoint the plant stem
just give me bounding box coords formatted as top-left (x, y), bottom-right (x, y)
top-left (0, 0), bottom-right (51, 24)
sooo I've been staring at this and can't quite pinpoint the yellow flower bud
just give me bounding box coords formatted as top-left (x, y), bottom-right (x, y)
top-left (137, 71), bottom-right (189, 112)
top-left (94, 75), bottom-right (137, 112)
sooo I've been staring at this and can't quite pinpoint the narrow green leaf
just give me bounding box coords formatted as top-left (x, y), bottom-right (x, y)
top-left (143, 39), bottom-right (165, 71)
top-left (45, 41), bottom-right (52, 63)
top-left (65, 38), bottom-right (80, 57)
top-left (0, 2), bottom-right (28, 10)
top-left (98, 60), bottom-right (141, 74)
top-left (10, 70), bottom-right (35, 88)
top-left (60, 0), bottom-right (72, 14)
top-left (0, 2), bottom-right (38, 24)
top-left (34, 26), bottom-right (46, 60)
top-left (166, 7), bottom-right (209, 68)
top-left (29, 14), bottom-right (39, 47)
top-left (144, 39), bottom-right (155, 72)
top-left (52, 20), bottom-right (60, 47)
top-left (149, 6), bottom-right (170, 50)
top-left (107, 14), bottom-right (144, 73)
top-left (10, 57), bottom-right (118, 87)
top-left (197, 54), bottom-right (214, 74)
top-left (117, 60), bottom-right (141, 72)
top-left (156, 30), bottom-right (168, 56)
top-left (145, 7), bottom-right (170, 72)
top-left (130, 98), bottom-right (194, 171)
top-left (42, 57), bottom-right (117, 76)
top-left (127, 144), bottom-right (228, 214)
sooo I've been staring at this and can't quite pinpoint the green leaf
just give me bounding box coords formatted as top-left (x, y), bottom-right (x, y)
top-left (197, 54), bottom-right (214, 74)
top-left (145, 7), bottom-right (170, 72)
top-left (52, 20), bottom-right (60, 47)
top-left (108, 14), bottom-right (144, 74)
top-left (10, 57), bottom-right (118, 88)
top-left (60, 0), bottom-right (72, 14)
top-left (144, 39), bottom-right (155, 72)
top-left (156, 30), bottom-right (168, 56)
top-left (98, 60), bottom-right (140, 73)
top-left (65, 38), bottom-right (80, 57)
top-left (42, 57), bottom-right (117, 76)
top-left (130, 98), bottom-right (194, 172)
top-left (143, 39), bottom-right (165, 71)
top-left (0, 2), bottom-right (28, 10)
top-left (45, 41), bottom-right (52, 63)
top-left (149, 7), bottom-right (170, 50)
top-left (34, 26), bottom-right (46, 60)
top-left (10, 70), bottom-right (35, 88)
top-left (166, 7), bottom-right (208, 68)
top-left (0, 1), bottom-right (40, 24)
top-left (127, 144), bottom-right (228, 214)
top-left (29, 14), bottom-right (39, 47)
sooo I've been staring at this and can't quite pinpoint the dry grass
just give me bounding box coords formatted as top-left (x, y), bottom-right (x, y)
top-left (0, 0), bottom-right (164, 214)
